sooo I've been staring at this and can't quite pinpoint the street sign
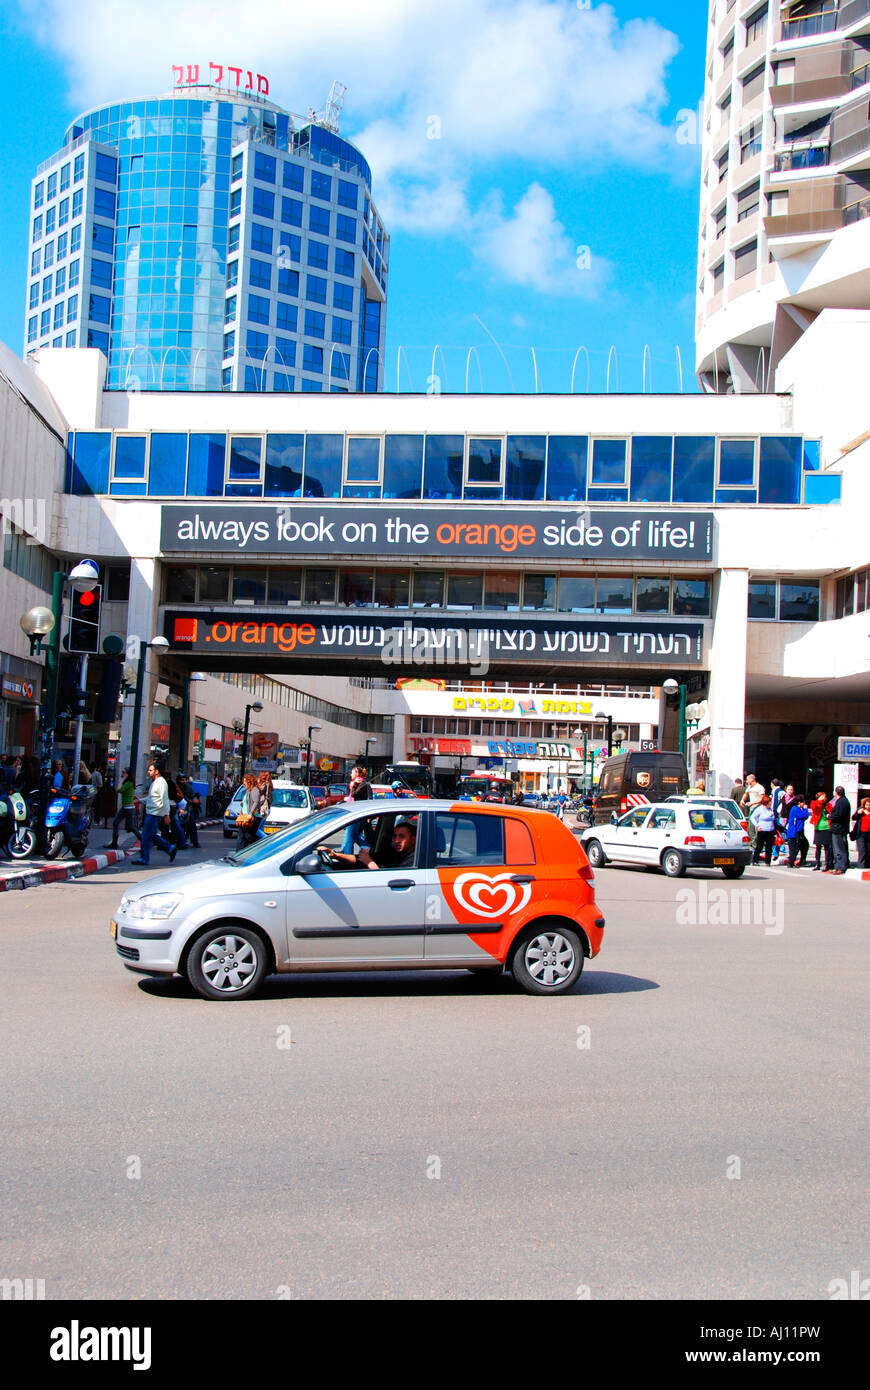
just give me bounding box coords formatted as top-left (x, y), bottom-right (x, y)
top-left (838, 737), bottom-right (870, 761)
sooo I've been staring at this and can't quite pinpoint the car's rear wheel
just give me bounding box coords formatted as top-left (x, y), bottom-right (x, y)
top-left (511, 925), bottom-right (584, 995)
top-left (187, 926), bottom-right (268, 1001)
top-left (662, 848), bottom-right (685, 878)
top-left (722, 864), bottom-right (745, 878)
top-left (584, 838), bottom-right (606, 868)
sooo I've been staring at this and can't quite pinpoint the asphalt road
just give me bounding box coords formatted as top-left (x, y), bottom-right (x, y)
top-left (1, 826), bottom-right (867, 1300)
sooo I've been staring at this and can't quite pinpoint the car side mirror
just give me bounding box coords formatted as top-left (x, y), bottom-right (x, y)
top-left (295, 852), bottom-right (322, 876)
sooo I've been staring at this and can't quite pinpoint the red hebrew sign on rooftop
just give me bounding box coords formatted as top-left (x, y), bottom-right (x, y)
top-left (172, 63), bottom-right (269, 95)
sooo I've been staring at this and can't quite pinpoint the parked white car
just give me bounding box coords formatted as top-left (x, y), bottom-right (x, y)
top-left (262, 782), bottom-right (317, 834)
top-left (580, 798), bottom-right (751, 878)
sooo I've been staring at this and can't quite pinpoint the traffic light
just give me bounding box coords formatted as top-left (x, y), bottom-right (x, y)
top-left (67, 583), bottom-right (102, 654)
top-left (72, 689), bottom-right (91, 718)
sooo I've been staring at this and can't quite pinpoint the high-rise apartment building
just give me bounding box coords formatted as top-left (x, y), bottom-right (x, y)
top-left (696, 0), bottom-right (870, 392)
top-left (24, 83), bottom-right (388, 393)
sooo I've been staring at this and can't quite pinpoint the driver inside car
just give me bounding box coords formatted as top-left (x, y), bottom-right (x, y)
top-left (317, 816), bottom-right (418, 871)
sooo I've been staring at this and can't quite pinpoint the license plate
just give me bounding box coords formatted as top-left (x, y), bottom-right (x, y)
top-left (713, 858), bottom-right (734, 866)
top-left (264, 826), bottom-right (279, 835)
top-left (110, 920), bottom-right (117, 939)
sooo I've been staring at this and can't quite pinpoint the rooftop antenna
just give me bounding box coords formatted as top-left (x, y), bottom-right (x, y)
top-left (322, 81), bottom-right (347, 132)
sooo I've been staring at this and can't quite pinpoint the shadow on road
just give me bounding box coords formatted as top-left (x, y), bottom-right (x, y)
top-left (136, 966), bottom-right (658, 1003)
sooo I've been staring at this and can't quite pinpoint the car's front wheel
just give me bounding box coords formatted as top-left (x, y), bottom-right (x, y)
top-left (187, 925), bottom-right (268, 1001)
top-left (662, 848), bottom-right (685, 878)
top-left (584, 838), bottom-right (606, 868)
top-left (511, 924), bottom-right (584, 995)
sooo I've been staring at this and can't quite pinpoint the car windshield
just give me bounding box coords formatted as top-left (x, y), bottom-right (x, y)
top-left (226, 808), bottom-right (345, 865)
top-left (329, 785), bottom-right (348, 795)
top-left (272, 788), bottom-right (309, 808)
top-left (688, 808), bottom-right (742, 830)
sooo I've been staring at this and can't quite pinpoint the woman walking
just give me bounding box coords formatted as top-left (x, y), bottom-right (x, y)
top-left (750, 794), bottom-right (777, 866)
top-left (257, 771), bottom-right (274, 829)
top-left (235, 773), bottom-right (262, 849)
top-left (105, 768), bottom-right (139, 849)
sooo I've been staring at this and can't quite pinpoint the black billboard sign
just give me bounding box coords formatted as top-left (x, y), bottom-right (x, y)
top-left (160, 505), bottom-right (714, 562)
top-left (165, 611), bottom-right (705, 668)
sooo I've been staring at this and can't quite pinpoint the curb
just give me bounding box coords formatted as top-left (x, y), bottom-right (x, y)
top-left (0, 819), bottom-right (223, 894)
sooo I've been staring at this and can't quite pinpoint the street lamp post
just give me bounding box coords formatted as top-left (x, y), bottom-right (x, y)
top-left (239, 700), bottom-right (264, 779)
top-left (20, 558), bottom-right (100, 851)
top-left (179, 671), bottom-right (207, 775)
top-left (595, 710), bottom-right (614, 757)
top-left (305, 723), bottom-right (323, 787)
top-left (662, 678), bottom-right (687, 756)
top-left (128, 635), bottom-right (170, 785)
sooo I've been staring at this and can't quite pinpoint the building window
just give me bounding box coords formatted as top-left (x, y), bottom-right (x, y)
top-left (304, 309), bottom-right (325, 338)
top-left (56, 232), bottom-right (67, 261)
top-left (224, 294), bottom-right (237, 323)
top-left (276, 301), bottom-right (297, 333)
top-left (310, 170), bottom-right (332, 201)
top-left (522, 574), bottom-right (556, 611)
top-left (716, 151), bottom-right (729, 185)
top-left (335, 248), bottom-right (354, 278)
top-left (254, 151), bottom-right (276, 184)
top-left (745, 5), bottom-right (768, 45)
top-left (31, 249), bottom-right (41, 274)
top-left (231, 152), bottom-right (244, 183)
top-left (740, 121), bottom-right (762, 163)
top-left (58, 197), bottom-right (69, 227)
top-left (306, 274), bottom-right (327, 304)
top-left (253, 186), bottom-right (275, 219)
top-left (275, 337), bottom-right (296, 368)
top-left (44, 241), bottom-right (55, 269)
top-left (249, 258), bottom-right (271, 289)
top-left (245, 329), bottom-right (268, 360)
top-left (46, 172), bottom-right (57, 200)
top-left (737, 180), bottom-right (760, 221)
top-left (94, 153), bottom-right (117, 184)
top-left (412, 571), bottom-right (444, 608)
top-left (40, 310), bottom-right (51, 336)
top-left (27, 316), bottom-right (37, 343)
top-left (309, 205), bottom-right (330, 237)
top-left (28, 282), bottom-right (38, 309)
top-left (53, 303), bottom-right (64, 330)
top-left (73, 153), bottom-right (84, 182)
top-left (279, 230), bottom-right (301, 262)
top-left (33, 215), bottom-right (43, 241)
top-left (70, 224), bottom-right (81, 253)
top-left (66, 293), bottom-right (77, 323)
top-left (68, 259), bottom-right (80, 288)
top-left (333, 281), bottom-right (354, 311)
top-left (229, 187), bottom-right (242, 217)
top-left (65, 330), bottom-right (76, 346)
top-left (226, 258), bottom-right (239, 288)
top-left (714, 204), bottom-right (727, 239)
top-left (336, 213), bottom-right (357, 243)
top-left (34, 181), bottom-right (44, 209)
top-left (719, 438), bottom-right (755, 486)
top-left (223, 331), bottom-right (235, 358)
top-left (301, 378), bottom-right (322, 392)
top-left (88, 293), bottom-right (111, 324)
top-left (733, 238), bottom-right (758, 280)
top-left (332, 315), bottom-right (352, 344)
top-left (466, 438), bottom-right (503, 495)
top-left (59, 162), bottom-right (70, 192)
top-left (741, 63), bottom-right (766, 105)
top-left (251, 222), bottom-right (273, 255)
top-left (636, 577), bottom-right (670, 614)
top-left (303, 343), bottom-right (323, 373)
top-left (282, 197), bottom-right (303, 227)
top-left (673, 578), bottom-right (711, 616)
top-left (90, 257), bottom-right (112, 289)
top-left (590, 438), bottom-right (627, 487)
top-left (779, 581), bottom-right (819, 622)
top-left (283, 161), bottom-right (304, 191)
top-left (277, 267), bottom-right (299, 298)
top-left (337, 179), bottom-right (358, 209)
top-left (331, 350), bottom-right (351, 381)
top-left (72, 189), bottom-right (83, 218)
top-left (307, 239), bottom-right (329, 270)
top-left (42, 276), bottom-right (52, 303)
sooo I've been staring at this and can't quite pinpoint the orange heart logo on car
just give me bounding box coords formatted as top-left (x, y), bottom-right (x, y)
top-left (450, 872), bottom-right (532, 920)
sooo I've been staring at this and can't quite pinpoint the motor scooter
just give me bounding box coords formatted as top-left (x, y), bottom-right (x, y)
top-left (0, 789), bottom-right (37, 860)
top-left (44, 783), bottom-right (98, 859)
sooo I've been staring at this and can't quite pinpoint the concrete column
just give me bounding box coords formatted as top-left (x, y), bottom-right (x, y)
top-left (708, 569), bottom-right (749, 796)
top-left (392, 713), bottom-right (408, 762)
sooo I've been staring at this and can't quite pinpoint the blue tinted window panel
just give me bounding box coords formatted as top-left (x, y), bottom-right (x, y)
top-left (70, 432), bottom-right (110, 494)
top-left (114, 436), bottom-right (146, 480)
top-left (546, 436), bottom-right (588, 501)
top-left (464, 486), bottom-right (503, 501)
top-left (506, 436), bottom-right (546, 501)
top-left (630, 437), bottom-right (673, 502)
top-left (715, 489), bottom-right (758, 504)
top-left (304, 435), bottom-right (342, 497)
top-left (265, 434), bottom-right (304, 497)
top-left (719, 439), bottom-right (755, 487)
top-left (803, 473), bottom-right (841, 504)
top-left (109, 480), bottom-right (147, 496)
top-left (346, 437), bottom-right (380, 483)
top-left (187, 434), bottom-right (225, 496)
top-left (673, 437), bottom-right (715, 503)
top-left (803, 440), bottom-right (821, 472)
top-left (228, 436), bottom-right (262, 482)
top-left (587, 487), bottom-right (629, 502)
top-left (383, 435), bottom-right (424, 499)
top-left (591, 439), bottom-right (627, 486)
top-left (148, 434), bottom-right (188, 496)
top-left (759, 437), bottom-right (801, 505)
top-left (283, 161), bottom-right (304, 191)
top-left (424, 436), bottom-right (463, 499)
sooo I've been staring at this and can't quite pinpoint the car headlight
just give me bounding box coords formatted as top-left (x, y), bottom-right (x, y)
top-left (123, 893), bottom-right (183, 921)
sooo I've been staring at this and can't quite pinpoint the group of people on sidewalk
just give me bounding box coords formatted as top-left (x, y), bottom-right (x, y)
top-left (110, 762), bottom-right (201, 865)
top-left (731, 774), bottom-right (870, 873)
top-left (234, 771), bottom-right (274, 849)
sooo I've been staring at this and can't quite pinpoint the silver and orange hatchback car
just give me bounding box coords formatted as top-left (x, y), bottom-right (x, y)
top-left (111, 800), bottom-right (605, 999)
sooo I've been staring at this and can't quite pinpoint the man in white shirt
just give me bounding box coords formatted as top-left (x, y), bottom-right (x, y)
top-left (132, 762), bottom-right (177, 866)
top-left (741, 774), bottom-right (766, 845)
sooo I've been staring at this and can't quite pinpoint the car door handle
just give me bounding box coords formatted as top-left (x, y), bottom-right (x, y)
top-left (388, 879), bottom-right (415, 890)
top-left (263, 901), bottom-right (278, 908)
top-left (509, 875), bottom-right (536, 883)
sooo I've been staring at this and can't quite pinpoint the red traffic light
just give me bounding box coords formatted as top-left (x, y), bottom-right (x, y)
top-left (79, 590), bottom-right (96, 607)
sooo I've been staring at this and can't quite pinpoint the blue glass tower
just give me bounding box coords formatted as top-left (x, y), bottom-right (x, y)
top-left (25, 87), bottom-right (388, 392)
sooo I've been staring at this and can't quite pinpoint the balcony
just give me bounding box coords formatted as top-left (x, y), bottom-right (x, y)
top-left (771, 75), bottom-right (851, 108)
top-left (772, 142), bottom-right (831, 172)
top-left (843, 193), bottom-right (870, 223)
top-left (764, 208), bottom-right (844, 237)
top-left (831, 122), bottom-right (870, 169)
top-left (780, 9), bottom-right (839, 41)
top-left (838, 0), bottom-right (870, 34)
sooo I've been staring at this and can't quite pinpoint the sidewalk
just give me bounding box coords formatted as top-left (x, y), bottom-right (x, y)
top-left (0, 820), bottom-right (222, 893)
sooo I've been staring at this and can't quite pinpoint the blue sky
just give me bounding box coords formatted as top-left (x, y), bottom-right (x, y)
top-left (1, 0), bottom-right (707, 392)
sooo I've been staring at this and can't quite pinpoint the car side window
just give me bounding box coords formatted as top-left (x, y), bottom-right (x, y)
top-left (311, 812), bottom-right (419, 871)
top-left (434, 813), bottom-right (505, 866)
top-left (504, 818), bottom-right (536, 866)
top-left (649, 808), bottom-right (676, 829)
top-left (618, 808), bottom-right (649, 829)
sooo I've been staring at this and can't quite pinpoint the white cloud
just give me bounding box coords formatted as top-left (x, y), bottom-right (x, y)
top-left (17, 0), bottom-right (680, 294)
top-left (472, 183), bottom-right (611, 296)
